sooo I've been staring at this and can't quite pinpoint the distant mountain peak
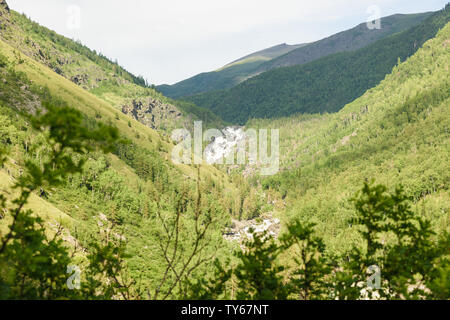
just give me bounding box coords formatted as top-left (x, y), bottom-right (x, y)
top-left (225, 42), bottom-right (307, 67)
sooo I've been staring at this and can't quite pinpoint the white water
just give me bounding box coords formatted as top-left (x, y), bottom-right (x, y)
top-left (204, 127), bottom-right (246, 164)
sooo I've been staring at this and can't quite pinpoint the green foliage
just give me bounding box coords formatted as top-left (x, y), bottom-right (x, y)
top-left (280, 221), bottom-right (332, 300)
top-left (0, 209), bottom-right (75, 299)
top-left (83, 219), bottom-right (137, 300)
top-left (113, 141), bottom-right (169, 184)
top-left (197, 182), bottom-right (449, 300)
top-left (186, 258), bottom-right (233, 300)
top-left (234, 231), bottom-right (287, 300)
top-left (334, 182), bottom-right (449, 300)
top-left (258, 12), bottom-right (432, 72)
top-left (28, 102), bottom-right (118, 187)
top-left (147, 175), bottom-right (225, 300)
top-left (0, 102), bottom-right (120, 299)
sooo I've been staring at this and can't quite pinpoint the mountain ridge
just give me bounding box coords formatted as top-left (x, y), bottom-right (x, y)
top-left (256, 12), bottom-right (433, 72)
top-left (159, 11), bottom-right (432, 100)
top-left (184, 6), bottom-right (449, 124)
top-left (156, 42), bottom-right (306, 99)
top-left (0, 0), bottom-right (449, 300)
top-left (223, 42), bottom-right (308, 68)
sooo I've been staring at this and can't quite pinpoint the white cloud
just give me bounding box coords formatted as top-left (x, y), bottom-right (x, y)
top-left (6, 0), bottom-right (448, 84)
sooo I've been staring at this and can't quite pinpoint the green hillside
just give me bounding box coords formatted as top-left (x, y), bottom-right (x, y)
top-left (184, 20), bottom-right (449, 299)
top-left (248, 20), bottom-right (450, 254)
top-left (257, 12), bottom-right (432, 72)
top-left (0, 5), bottom-right (223, 131)
top-left (0, 2), bottom-right (264, 299)
top-left (0, 0), bottom-right (449, 300)
top-left (157, 43), bottom-right (306, 99)
top-left (185, 6), bottom-right (449, 124)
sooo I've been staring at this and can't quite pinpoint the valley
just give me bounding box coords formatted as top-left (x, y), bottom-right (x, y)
top-left (0, 0), bottom-right (448, 301)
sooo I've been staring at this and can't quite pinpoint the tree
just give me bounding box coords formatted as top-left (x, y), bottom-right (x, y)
top-left (280, 220), bottom-right (332, 300)
top-left (150, 169), bottom-right (219, 300)
top-left (233, 231), bottom-right (287, 300)
top-left (0, 103), bottom-right (119, 299)
top-left (193, 181), bottom-right (449, 300)
top-left (334, 181), bottom-right (449, 300)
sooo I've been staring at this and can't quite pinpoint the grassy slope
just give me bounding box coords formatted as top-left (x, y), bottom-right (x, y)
top-left (0, 171), bottom-right (74, 236)
top-left (0, 9), bottom-right (223, 130)
top-left (224, 43), bottom-right (307, 68)
top-left (0, 32), bottom-right (243, 290)
top-left (186, 6), bottom-right (449, 124)
top-left (0, 34), bottom-right (236, 195)
top-left (249, 22), bottom-right (450, 254)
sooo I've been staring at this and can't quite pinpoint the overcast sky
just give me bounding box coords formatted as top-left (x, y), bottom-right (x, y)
top-left (7, 0), bottom-right (448, 85)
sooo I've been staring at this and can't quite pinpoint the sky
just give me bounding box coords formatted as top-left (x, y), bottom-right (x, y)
top-left (7, 0), bottom-right (448, 85)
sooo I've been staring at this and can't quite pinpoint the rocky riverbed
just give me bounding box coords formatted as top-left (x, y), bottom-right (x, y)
top-left (223, 216), bottom-right (281, 243)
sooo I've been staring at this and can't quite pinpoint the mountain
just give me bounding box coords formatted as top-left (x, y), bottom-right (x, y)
top-left (249, 18), bottom-right (450, 254)
top-left (157, 43), bottom-right (307, 99)
top-left (158, 12), bottom-right (431, 100)
top-left (225, 43), bottom-right (307, 66)
top-left (0, 5), bottom-right (223, 131)
top-left (0, 0), bottom-right (449, 300)
top-left (184, 6), bottom-right (449, 124)
top-left (256, 12), bottom-right (433, 72)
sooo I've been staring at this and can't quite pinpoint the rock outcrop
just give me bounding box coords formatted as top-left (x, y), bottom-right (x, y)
top-left (71, 74), bottom-right (89, 86)
top-left (223, 216), bottom-right (281, 243)
top-left (121, 98), bottom-right (182, 129)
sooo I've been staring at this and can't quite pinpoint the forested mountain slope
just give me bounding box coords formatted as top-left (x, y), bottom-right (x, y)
top-left (0, 0), bottom-right (449, 299)
top-left (159, 12), bottom-right (431, 100)
top-left (185, 6), bottom-right (449, 124)
top-left (225, 43), bottom-right (307, 66)
top-left (248, 20), bottom-right (450, 254)
top-left (257, 12), bottom-right (432, 72)
top-left (157, 43), bottom-right (307, 99)
top-left (0, 3), bottom-right (223, 131)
